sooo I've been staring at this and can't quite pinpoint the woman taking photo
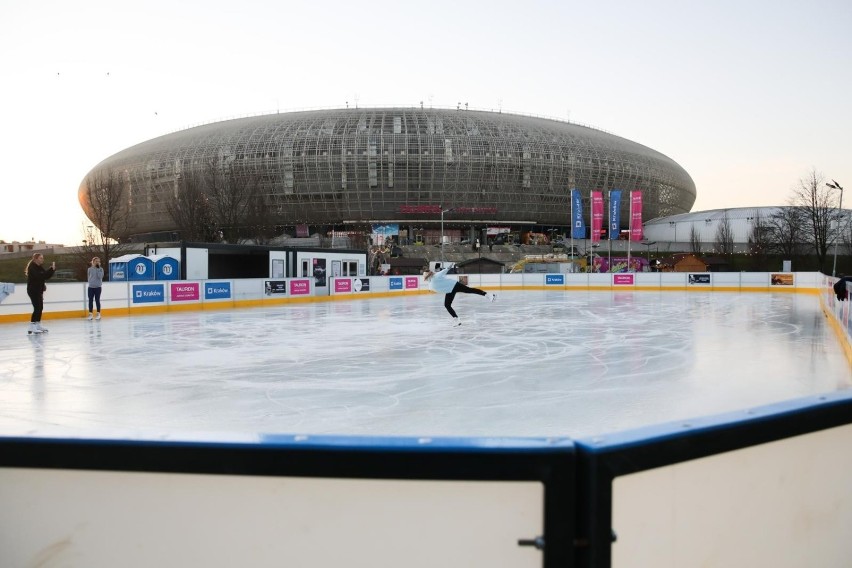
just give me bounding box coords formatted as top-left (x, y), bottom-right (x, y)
top-left (25, 253), bottom-right (55, 335)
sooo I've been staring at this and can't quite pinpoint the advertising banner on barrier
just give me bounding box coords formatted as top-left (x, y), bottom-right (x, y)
top-left (613, 274), bottom-right (635, 286)
top-left (205, 282), bottom-right (231, 300)
top-left (289, 279), bottom-right (311, 295)
top-left (170, 282), bottom-right (199, 301)
top-left (771, 273), bottom-right (794, 286)
top-left (688, 274), bottom-right (711, 285)
top-left (405, 277), bottom-right (420, 289)
top-left (353, 278), bottom-right (370, 292)
top-left (546, 274), bottom-right (565, 285)
top-left (132, 283), bottom-right (165, 304)
top-left (389, 277), bottom-right (403, 290)
top-left (335, 279), bottom-right (351, 293)
top-left (265, 280), bottom-right (287, 295)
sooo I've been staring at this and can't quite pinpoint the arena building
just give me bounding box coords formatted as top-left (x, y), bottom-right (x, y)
top-left (79, 107), bottom-right (697, 243)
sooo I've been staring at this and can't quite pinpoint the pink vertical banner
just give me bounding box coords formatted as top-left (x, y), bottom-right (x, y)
top-left (630, 191), bottom-right (643, 241)
top-left (591, 191), bottom-right (604, 243)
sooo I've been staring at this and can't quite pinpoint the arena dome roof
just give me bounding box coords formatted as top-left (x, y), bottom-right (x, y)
top-left (79, 107), bottom-right (697, 241)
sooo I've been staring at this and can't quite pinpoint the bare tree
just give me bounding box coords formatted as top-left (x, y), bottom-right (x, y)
top-left (689, 224), bottom-right (702, 253)
top-left (80, 169), bottom-right (136, 273)
top-left (747, 209), bottom-right (770, 254)
top-left (765, 206), bottom-right (806, 258)
top-left (714, 211), bottom-right (734, 255)
top-left (746, 209), bottom-right (772, 270)
top-left (790, 168), bottom-right (834, 270)
top-left (164, 171), bottom-right (215, 242)
top-left (242, 190), bottom-right (279, 245)
top-left (204, 160), bottom-right (262, 243)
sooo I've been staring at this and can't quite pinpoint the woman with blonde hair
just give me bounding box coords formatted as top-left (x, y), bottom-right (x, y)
top-left (25, 253), bottom-right (55, 334)
top-left (87, 256), bottom-right (104, 320)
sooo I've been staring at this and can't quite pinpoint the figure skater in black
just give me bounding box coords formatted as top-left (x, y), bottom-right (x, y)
top-left (424, 267), bottom-right (495, 326)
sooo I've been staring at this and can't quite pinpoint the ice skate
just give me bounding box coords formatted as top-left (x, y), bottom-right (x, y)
top-left (27, 323), bottom-right (43, 335)
top-left (87, 313), bottom-right (93, 320)
top-left (451, 317), bottom-right (462, 327)
top-left (95, 313), bottom-right (101, 320)
top-left (36, 322), bottom-right (48, 333)
top-left (488, 293), bottom-right (496, 303)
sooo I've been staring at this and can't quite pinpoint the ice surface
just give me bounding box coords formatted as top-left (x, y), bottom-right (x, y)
top-left (0, 290), bottom-right (849, 441)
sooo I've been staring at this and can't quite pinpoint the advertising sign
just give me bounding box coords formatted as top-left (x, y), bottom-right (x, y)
top-left (264, 280), bottom-right (287, 295)
top-left (546, 274), bottom-right (565, 285)
top-left (688, 274), bottom-right (711, 285)
top-left (132, 284), bottom-right (165, 304)
top-left (353, 278), bottom-right (370, 292)
top-left (389, 277), bottom-right (403, 290)
top-left (313, 258), bottom-right (327, 287)
top-left (205, 282), bottom-right (231, 300)
top-left (630, 191), bottom-right (644, 241)
top-left (609, 189), bottom-right (622, 240)
top-left (405, 277), bottom-right (419, 289)
top-left (335, 279), bottom-right (352, 293)
top-left (289, 279), bottom-right (311, 295)
top-left (770, 273), bottom-right (794, 286)
top-left (613, 274), bottom-right (635, 286)
top-left (591, 191), bottom-right (604, 243)
top-left (571, 189), bottom-right (585, 239)
top-left (170, 282), bottom-right (199, 301)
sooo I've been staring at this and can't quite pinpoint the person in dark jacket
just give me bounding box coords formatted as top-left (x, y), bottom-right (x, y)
top-left (25, 253), bottom-right (55, 335)
top-left (834, 275), bottom-right (852, 302)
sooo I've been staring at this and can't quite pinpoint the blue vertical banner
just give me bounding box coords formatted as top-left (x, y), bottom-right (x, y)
top-left (571, 189), bottom-right (586, 239)
top-left (609, 189), bottom-right (622, 240)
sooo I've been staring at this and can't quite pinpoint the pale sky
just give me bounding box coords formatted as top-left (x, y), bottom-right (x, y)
top-left (2, 0), bottom-right (850, 246)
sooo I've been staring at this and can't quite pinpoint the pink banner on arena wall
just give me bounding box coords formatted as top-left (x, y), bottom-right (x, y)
top-left (591, 191), bottom-right (604, 243)
top-left (630, 191), bottom-right (643, 241)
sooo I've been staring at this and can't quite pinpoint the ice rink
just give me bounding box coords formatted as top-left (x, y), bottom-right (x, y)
top-left (1, 290), bottom-right (849, 441)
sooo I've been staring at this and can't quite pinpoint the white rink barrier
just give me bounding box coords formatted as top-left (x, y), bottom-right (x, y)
top-left (0, 271), bottom-right (834, 325)
top-left (2, 393), bottom-right (851, 568)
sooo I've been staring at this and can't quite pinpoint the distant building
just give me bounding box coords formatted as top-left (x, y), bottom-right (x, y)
top-left (644, 206), bottom-right (852, 249)
top-left (0, 241), bottom-right (64, 255)
top-left (80, 107), bottom-right (696, 243)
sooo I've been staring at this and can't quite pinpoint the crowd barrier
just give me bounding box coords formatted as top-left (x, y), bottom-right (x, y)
top-left (1, 272), bottom-right (850, 567)
top-left (0, 271), bottom-right (832, 324)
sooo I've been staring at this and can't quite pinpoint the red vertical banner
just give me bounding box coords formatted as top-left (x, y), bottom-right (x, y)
top-left (591, 191), bottom-right (604, 243)
top-left (630, 191), bottom-right (643, 241)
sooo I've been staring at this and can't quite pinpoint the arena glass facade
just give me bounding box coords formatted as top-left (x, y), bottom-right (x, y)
top-left (79, 107), bottom-right (697, 242)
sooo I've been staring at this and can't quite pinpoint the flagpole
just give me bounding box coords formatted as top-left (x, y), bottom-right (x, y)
top-left (607, 190), bottom-right (612, 273)
top-left (627, 191), bottom-right (632, 271)
top-left (589, 191), bottom-right (593, 273)
top-left (570, 189), bottom-right (574, 265)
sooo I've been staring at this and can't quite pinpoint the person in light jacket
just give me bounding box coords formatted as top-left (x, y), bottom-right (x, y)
top-left (424, 267), bottom-right (495, 327)
top-left (87, 257), bottom-right (104, 320)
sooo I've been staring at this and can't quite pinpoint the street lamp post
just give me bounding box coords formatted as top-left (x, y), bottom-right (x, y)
top-left (440, 207), bottom-right (453, 267)
top-left (827, 181), bottom-right (844, 277)
top-left (641, 240), bottom-right (657, 264)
